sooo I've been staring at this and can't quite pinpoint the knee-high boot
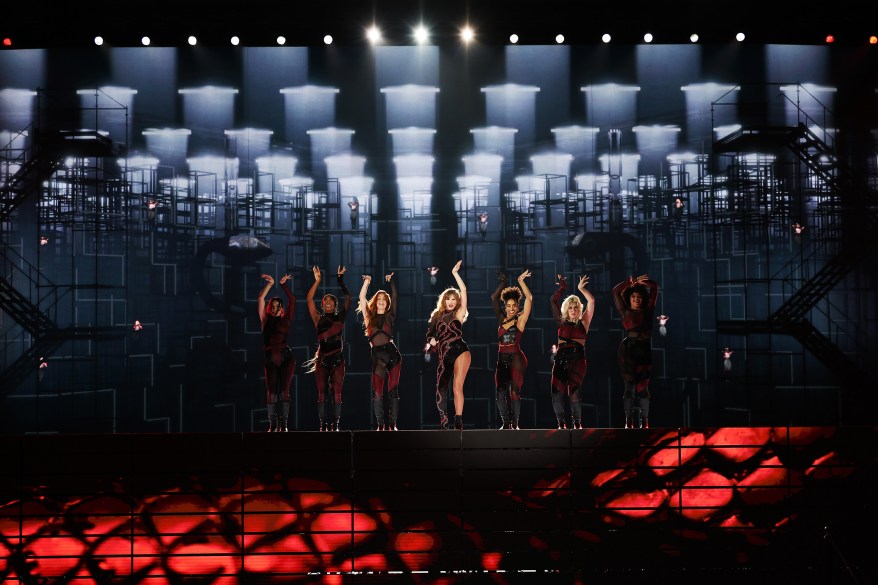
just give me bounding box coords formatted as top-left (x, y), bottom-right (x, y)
top-left (623, 396), bottom-right (633, 429)
top-left (551, 391), bottom-right (567, 429)
top-left (511, 398), bottom-right (521, 430)
top-left (388, 388), bottom-right (400, 431)
top-left (266, 402), bottom-right (277, 432)
top-left (278, 401), bottom-right (290, 432)
top-left (638, 396), bottom-right (650, 429)
top-left (333, 402), bottom-right (343, 431)
top-left (570, 399), bottom-right (583, 430)
top-left (317, 402), bottom-right (327, 432)
top-left (496, 388), bottom-right (511, 429)
top-left (372, 394), bottom-right (386, 430)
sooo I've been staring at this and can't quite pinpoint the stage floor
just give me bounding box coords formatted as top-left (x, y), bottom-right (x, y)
top-left (2, 427), bottom-right (876, 583)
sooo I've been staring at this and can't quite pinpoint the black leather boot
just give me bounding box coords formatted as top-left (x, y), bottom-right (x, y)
top-left (333, 402), bottom-right (342, 431)
top-left (511, 399), bottom-right (521, 430)
top-left (317, 402), bottom-right (327, 432)
top-left (267, 403), bottom-right (277, 432)
top-left (388, 389), bottom-right (399, 431)
top-left (372, 396), bottom-right (385, 431)
top-left (454, 414), bottom-right (463, 430)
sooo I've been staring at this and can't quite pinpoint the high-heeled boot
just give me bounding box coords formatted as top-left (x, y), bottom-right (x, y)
top-left (267, 403), bottom-right (277, 433)
top-left (332, 402), bottom-right (342, 431)
top-left (454, 414), bottom-right (463, 430)
top-left (388, 388), bottom-right (400, 431)
top-left (279, 401), bottom-right (290, 432)
top-left (551, 391), bottom-right (566, 429)
top-left (623, 396), bottom-right (633, 429)
top-left (372, 395), bottom-right (385, 431)
top-left (511, 398), bottom-right (521, 430)
top-left (496, 389), bottom-right (511, 429)
top-left (571, 399), bottom-right (583, 430)
top-left (317, 402), bottom-right (327, 432)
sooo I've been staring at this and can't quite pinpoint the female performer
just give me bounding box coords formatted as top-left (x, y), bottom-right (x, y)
top-left (491, 269), bottom-right (533, 429)
top-left (425, 260), bottom-right (471, 430)
top-left (305, 265), bottom-right (351, 431)
top-left (257, 273), bottom-right (296, 432)
top-left (358, 272), bottom-right (402, 430)
top-left (549, 274), bottom-right (595, 430)
top-left (612, 274), bottom-right (659, 429)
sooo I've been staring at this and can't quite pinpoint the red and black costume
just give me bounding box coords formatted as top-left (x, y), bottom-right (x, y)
top-left (492, 279), bottom-right (527, 430)
top-left (550, 277), bottom-right (588, 429)
top-left (310, 274), bottom-right (351, 431)
top-left (366, 278), bottom-right (402, 430)
top-left (426, 311), bottom-right (468, 430)
top-left (612, 277), bottom-right (659, 428)
top-left (262, 281), bottom-right (296, 431)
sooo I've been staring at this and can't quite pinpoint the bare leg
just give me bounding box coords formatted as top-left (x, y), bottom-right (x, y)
top-left (451, 351), bottom-right (471, 416)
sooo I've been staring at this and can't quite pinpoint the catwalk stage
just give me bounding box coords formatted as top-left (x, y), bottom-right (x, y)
top-left (1, 426), bottom-right (875, 583)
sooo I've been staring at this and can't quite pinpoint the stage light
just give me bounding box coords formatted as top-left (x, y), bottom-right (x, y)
top-left (690, 33), bottom-right (699, 43)
top-left (825, 34), bottom-right (834, 44)
top-left (231, 36), bottom-right (240, 46)
top-left (555, 34), bottom-right (565, 44)
top-left (460, 26), bottom-right (474, 44)
top-left (2, 38), bottom-right (11, 47)
top-left (94, 36), bottom-right (104, 46)
top-left (509, 33), bottom-right (519, 44)
top-left (643, 33), bottom-right (653, 43)
top-left (141, 36), bottom-right (150, 46)
top-left (277, 36), bottom-right (286, 45)
top-left (414, 25), bottom-right (429, 45)
top-left (188, 36), bottom-right (197, 46)
top-left (602, 33), bottom-right (611, 43)
top-left (323, 35), bottom-right (333, 45)
top-left (870, 35), bottom-right (877, 45)
top-left (736, 32), bottom-right (746, 42)
top-left (367, 26), bottom-right (381, 44)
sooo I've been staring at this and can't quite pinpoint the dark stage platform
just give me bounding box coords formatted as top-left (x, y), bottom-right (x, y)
top-left (2, 427), bottom-right (876, 583)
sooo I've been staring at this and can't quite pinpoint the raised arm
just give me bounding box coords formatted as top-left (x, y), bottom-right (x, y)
top-left (307, 266), bottom-right (322, 327)
top-left (517, 269), bottom-right (534, 330)
top-left (257, 273), bottom-right (274, 325)
top-left (550, 274), bottom-right (568, 325)
top-left (612, 276), bottom-right (633, 316)
top-left (637, 275), bottom-right (659, 308)
top-left (337, 266), bottom-right (352, 316)
top-left (578, 275), bottom-right (595, 332)
top-left (358, 275), bottom-right (372, 320)
top-left (490, 270), bottom-right (507, 322)
top-left (387, 273), bottom-right (398, 318)
top-left (279, 273), bottom-right (295, 322)
top-left (451, 260), bottom-right (467, 320)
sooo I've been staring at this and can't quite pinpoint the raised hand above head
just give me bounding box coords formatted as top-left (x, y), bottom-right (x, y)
top-left (362, 274), bottom-right (372, 284)
top-left (556, 274), bottom-right (567, 286)
top-left (497, 270), bottom-right (507, 282)
top-left (452, 260), bottom-right (462, 274)
top-left (518, 269), bottom-right (531, 281)
top-left (579, 275), bottom-right (590, 288)
top-left (261, 273), bottom-right (275, 285)
top-left (279, 274), bottom-right (292, 285)
top-left (312, 266), bottom-right (322, 280)
top-left (385, 272), bottom-right (394, 282)
top-left (337, 266), bottom-right (347, 277)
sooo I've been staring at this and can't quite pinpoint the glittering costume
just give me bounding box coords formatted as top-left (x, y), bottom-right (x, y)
top-left (310, 275), bottom-right (351, 431)
top-left (550, 280), bottom-right (588, 429)
top-left (613, 278), bottom-right (659, 428)
top-left (262, 282), bottom-right (296, 431)
top-left (366, 279), bottom-right (401, 430)
top-left (427, 311), bottom-right (469, 430)
top-left (491, 282), bottom-right (527, 430)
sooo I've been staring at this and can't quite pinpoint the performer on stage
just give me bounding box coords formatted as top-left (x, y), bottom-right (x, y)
top-left (612, 274), bottom-right (659, 429)
top-left (549, 274), bottom-right (595, 429)
top-left (491, 269), bottom-right (533, 429)
top-left (305, 265), bottom-right (351, 431)
top-left (257, 273), bottom-right (295, 432)
top-left (358, 272), bottom-right (402, 430)
top-left (425, 260), bottom-right (471, 430)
